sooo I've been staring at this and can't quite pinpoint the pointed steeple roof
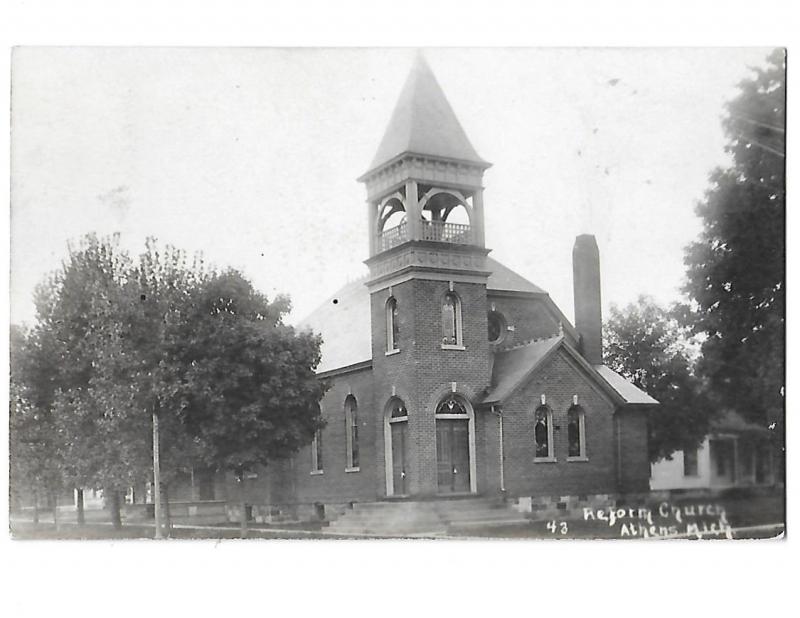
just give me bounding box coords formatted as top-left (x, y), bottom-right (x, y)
top-left (366, 54), bottom-right (489, 173)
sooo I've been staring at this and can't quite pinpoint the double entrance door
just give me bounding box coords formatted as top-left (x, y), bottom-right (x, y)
top-left (436, 418), bottom-right (471, 494)
top-left (388, 415), bottom-right (472, 496)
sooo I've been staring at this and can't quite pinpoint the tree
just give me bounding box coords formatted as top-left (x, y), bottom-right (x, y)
top-left (160, 270), bottom-right (327, 534)
top-left (9, 325), bottom-right (66, 525)
top-left (683, 49), bottom-right (785, 442)
top-left (604, 296), bottom-right (712, 463)
top-left (14, 233), bottom-right (326, 535)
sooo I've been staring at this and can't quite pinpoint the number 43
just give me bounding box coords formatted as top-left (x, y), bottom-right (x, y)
top-left (546, 520), bottom-right (568, 535)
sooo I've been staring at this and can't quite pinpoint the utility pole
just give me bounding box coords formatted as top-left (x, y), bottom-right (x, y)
top-left (153, 409), bottom-right (163, 539)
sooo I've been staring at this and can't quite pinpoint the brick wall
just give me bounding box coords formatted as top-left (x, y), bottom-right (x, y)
top-left (288, 366), bottom-right (379, 504)
top-left (616, 409), bottom-right (651, 493)
top-left (370, 277), bottom-right (492, 496)
top-left (222, 278), bottom-right (650, 512)
top-left (499, 348), bottom-right (621, 497)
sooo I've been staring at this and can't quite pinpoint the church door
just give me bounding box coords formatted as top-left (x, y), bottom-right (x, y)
top-left (436, 418), bottom-right (471, 494)
top-left (386, 398), bottom-right (410, 496)
top-left (391, 422), bottom-right (408, 496)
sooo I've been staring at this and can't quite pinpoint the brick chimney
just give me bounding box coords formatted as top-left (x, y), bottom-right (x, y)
top-left (572, 234), bottom-right (603, 365)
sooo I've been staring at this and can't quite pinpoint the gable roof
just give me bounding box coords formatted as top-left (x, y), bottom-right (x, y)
top-left (483, 335), bottom-right (564, 404)
top-left (485, 257), bottom-right (546, 295)
top-left (296, 276), bottom-right (372, 374)
top-left (367, 54), bottom-right (489, 173)
top-left (484, 337), bottom-right (658, 407)
top-left (298, 258), bottom-right (555, 373)
top-left (593, 365), bottom-right (659, 406)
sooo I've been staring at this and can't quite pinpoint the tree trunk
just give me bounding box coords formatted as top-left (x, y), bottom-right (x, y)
top-left (52, 491), bottom-right (60, 532)
top-left (76, 488), bottom-right (85, 526)
top-left (109, 490), bottom-right (122, 530)
top-left (32, 488), bottom-right (39, 526)
top-left (162, 483), bottom-right (172, 538)
top-left (240, 478), bottom-right (248, 538)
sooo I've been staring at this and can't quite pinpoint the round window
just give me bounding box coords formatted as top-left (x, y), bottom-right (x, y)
top-left (487, 311), bottom-right (506, 343)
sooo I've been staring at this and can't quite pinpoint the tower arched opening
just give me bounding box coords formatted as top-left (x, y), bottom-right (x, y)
top-left (377, 195), bottom-right (407, 251)
top-left (419, 189), bottom-right (473, 244)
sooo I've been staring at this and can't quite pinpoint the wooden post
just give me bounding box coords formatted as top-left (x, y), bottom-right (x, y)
top-left (237, 470), bottom-right (248, 538)
top-left (153, 411), bottom-right (163, 539)
top-left (162, 483), bottom-right (172, 538)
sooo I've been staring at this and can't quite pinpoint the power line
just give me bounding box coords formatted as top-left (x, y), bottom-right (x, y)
top-left (734, 132), bottom-right (785, 158)
top-left (730, 113), bottom-right (785, 135)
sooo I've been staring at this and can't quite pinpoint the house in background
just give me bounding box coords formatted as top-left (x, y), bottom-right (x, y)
top-left (650, 411), bottom-right (775, 492)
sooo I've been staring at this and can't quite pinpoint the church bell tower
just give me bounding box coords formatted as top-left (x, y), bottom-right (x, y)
top-left (359, 53), bottom-right (492, 289)
top-left (359, 54), bottom-right (493, 497)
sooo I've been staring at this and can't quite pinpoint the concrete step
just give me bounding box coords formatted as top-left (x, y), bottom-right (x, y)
top-left (328, 497), bottom-right (521, 535)
top-left (352, 497), bottom-right (498, 512)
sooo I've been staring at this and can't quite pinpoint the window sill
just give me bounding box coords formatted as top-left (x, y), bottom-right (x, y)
top-left (385, 348), bottom-right (401, 357)
top-left (345, 467), bottom-right (361, 473)
top-left (567, 456), bottom-right (589, 462)
top-left (441, 344), bottom-right (465, 351)
top-left (310, 470), bottom-right (324, 476)
top-left (534, 457), bottom-right (557, 463)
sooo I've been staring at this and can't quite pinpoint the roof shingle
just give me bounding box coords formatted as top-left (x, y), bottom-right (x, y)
top-left (367, 54), bottom-right (488, 172)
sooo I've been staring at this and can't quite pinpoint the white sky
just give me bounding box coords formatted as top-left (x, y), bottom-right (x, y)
top-left (10, 47), bottom-right (774, 327)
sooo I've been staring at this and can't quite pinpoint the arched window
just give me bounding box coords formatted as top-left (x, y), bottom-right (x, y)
top-left (436, 397), bottom-right (468, 417)
top-left (567, 405), bottom-right (586, 460)
top-left (442, 292), bottom-right (463, 347)
top-left (344, 395), bottom-right (359, 470)
top-left (311, 427), bottom-right (324, 474)
top-left (534, 406), bottom-right (554, 460)
top-left (386, 297), bottom-right (399, 352)
top-left (389, 398), bottom-right (407, 419)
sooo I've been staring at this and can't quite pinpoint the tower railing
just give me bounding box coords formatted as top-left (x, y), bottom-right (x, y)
top-left (377, 220), bottom-right (473, 252)
top-left (379, 221), bottom-right (408, 252)
top-left (421, 220), bottom-right (472, 245)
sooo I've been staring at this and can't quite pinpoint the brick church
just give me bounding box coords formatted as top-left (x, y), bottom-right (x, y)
top-left (233, 55), bottom-right (656, 525)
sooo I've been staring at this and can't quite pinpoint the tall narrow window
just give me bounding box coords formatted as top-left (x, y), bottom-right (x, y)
top-left (311, 427), bottom-right (324, 473)
top-left (442, 292), bottom-right (462, 347)
top-left (344, 395), bottom-right (359, 470)
top-left (386, 297), bottom-right (399, 352)
top-left (534, 406), bottom-right (553, 460)
top-left (567, 405), bottom-right (586, 459)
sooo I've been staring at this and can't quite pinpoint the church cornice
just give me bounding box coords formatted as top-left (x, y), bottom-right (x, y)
top-left (364, 238), bottom-right (490, 265)
top-left (359, 152), bottom-right (490, 200)
top-left (316, 359), bottom-right (373, 380)
top-left (365, 265), bottom-right (493, 292)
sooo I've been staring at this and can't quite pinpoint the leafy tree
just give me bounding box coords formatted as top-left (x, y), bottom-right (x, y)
top-left (14, 233), bottom-right (326, 535)
top-left (683, 49), bottom-right (785, 442)
top-left (9, 325), bottom-right (66, 524)
top-left (160, 270), bottom-right (326, 533)
top-left (604, 296), bottom-right (712, 462)
top-left (36, 234), bottom-right (142, 526)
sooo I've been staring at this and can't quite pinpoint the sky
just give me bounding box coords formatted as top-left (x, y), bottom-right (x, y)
top-left (10, 47), bottom-right (775, 328)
